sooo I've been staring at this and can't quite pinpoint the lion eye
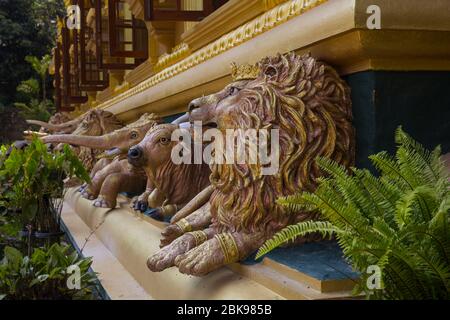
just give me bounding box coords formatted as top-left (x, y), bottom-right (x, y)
top-left (229, 86), bottom-right (240, 96)
top-left (130, 132), bottom-right (138, 139)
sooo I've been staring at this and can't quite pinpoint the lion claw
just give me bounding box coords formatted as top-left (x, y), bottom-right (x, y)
top-left (147, 234), bottom-right (196, 272)
top-left (175, 238), bottom-right (224, 276)
top-left (160, 224), bottom-right (183, 247)
top-left (78, 184), bottom-right (87, 193)
top-left (93, 196), bottom-right (115, 208)
top-left (133, 200), bottom-right (148, 213)
top-left (81, 187), bottom-right (98, 200)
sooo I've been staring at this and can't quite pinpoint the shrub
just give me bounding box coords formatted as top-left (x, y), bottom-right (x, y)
top-left (0, 243), bottom-right (97, 300)
top-left (257, 128), bottom-right (450, 299)
top-left (0, 137), bottom-right (90, 248)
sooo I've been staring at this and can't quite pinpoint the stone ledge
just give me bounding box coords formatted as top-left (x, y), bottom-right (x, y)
top-left (63, 189), bottom-right (356, 300)
top-left (61, 202), bottom-right (151, 300)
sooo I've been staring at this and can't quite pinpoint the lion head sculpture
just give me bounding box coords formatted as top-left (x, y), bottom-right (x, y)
top-left (190, 52), bottom-right (355, 234)
top-left (148, 52), bottom-right (355, 276)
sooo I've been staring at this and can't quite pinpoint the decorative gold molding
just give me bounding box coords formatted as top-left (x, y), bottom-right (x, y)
top-left (97, 0), bottom-right (328, 110)
top-left (153, 43), bottom-right (191, 73)
top-left (181, 0), bottom-right (290, 52)
top-left (123, 59), bottom-right (154, 87)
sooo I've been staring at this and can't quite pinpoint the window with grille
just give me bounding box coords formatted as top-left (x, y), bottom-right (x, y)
top-left (95, 0), bottom-right (148, 69)
top-left (79, 0), bottom-right (109, 91)
top-left (144, 0), bottom-right (228, 21)
top-left (61, 24), bottom-right (88, 109)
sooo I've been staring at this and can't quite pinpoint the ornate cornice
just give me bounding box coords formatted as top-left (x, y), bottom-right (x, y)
top-left (181, 0), bottom-right (290, 52)
top-left (153, 43), bottom-right (191, 73)
top-left (98, 0), bottom-right (327, 110)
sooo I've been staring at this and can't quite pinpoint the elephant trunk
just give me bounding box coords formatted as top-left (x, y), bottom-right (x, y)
top-left (42, 134), bottom-right (111, 150)
top-left (27, 118), bottom-right (82, 133)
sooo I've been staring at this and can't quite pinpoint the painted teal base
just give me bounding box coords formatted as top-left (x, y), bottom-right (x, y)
top-left (345, 71), bottom-right (450, 170)
top-left (164, 113), bottom-right (185, 124)
top-left (244, 241), bottom-right (358, 282)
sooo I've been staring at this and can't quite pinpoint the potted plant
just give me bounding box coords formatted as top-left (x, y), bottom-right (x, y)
top-left (0, 137), bottom-right (90, 252)
top-left (0, 243), bottom-right (98, 300)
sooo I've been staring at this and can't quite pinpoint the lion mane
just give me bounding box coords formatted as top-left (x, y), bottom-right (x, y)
top-left (210, 53), bottom-right (355, 235)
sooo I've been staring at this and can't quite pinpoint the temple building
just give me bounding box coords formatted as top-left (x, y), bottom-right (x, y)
top-left (50, 0), bottom-right (450, 299)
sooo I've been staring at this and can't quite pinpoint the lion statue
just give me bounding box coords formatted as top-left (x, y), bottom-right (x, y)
top-left (147, 52), bottom-right (355, 276)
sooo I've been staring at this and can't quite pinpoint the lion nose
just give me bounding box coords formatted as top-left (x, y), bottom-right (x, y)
top-left (128, 146), bottom-right (143, 160)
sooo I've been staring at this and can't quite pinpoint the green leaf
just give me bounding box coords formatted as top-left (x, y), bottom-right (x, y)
top-left (22, 199), bottom-right (38, 221)
top-left (4, 247), bottom-right (23, 269)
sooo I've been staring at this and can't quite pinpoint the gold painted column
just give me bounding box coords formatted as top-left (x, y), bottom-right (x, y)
top-left (146, 21), bottom-right (176, 66)
top-left (183, 0), bottom-right (203, 34)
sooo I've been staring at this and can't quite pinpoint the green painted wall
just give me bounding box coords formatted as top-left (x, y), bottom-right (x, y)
top-left (346, 71), bottom-right (450, 169)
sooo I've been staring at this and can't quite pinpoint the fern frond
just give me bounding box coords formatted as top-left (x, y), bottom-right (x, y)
top-left (317, 158), bottom-right (381, 220)
top-left (370, 151), bottom-right (413, 190)
top-left (256, 221), bottom-right (345, 259)
top-left (298, 191), bottom-right (368, 234)
top-left (395, 127), bottom-right (443, 185)
top-left (276, 192), bottom-right (313, 213)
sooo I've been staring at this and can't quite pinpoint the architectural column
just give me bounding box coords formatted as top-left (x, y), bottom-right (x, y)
top-left (146, 21), bottom-right (176, 65)
top-left (182, 0), bottom-right (203, 34)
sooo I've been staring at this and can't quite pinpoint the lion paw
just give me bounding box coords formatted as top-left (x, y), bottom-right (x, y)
top-left (160, 224), bottom-right (184, 248)
top-left (78, 184), bottom-right (88, 193)
top-left (81, 187), bottom-right (98, 200)
top-left (174, 238), bottom-right (225, 276)
top-left (132, 199), bottom-right (148, 213)
top-left (147, 234), bottom-right (196, 272)
top-left (93, 196), bottom-right (115, 209)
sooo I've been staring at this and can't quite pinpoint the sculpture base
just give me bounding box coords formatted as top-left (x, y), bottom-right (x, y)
top-left (62, 188), bottom-right (359, 300)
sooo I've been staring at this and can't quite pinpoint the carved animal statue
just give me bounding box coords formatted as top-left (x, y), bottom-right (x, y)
top-left (41, 113), bottom-right (161, 208)
top-left (127, 124), bottom-right (211, 219)
top-left (38, 112), bottom-right (73, 133)
top-left (147, 53), bottom-right (355, 276)
top-left (27, 112), bottom-right (85, 134)
top-left (86, 159), bottom-right (148, 208)
top-left (41, 109), bottom-right (123, 171)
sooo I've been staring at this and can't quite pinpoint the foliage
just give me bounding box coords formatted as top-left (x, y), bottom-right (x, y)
top-left (0, 0), bottom-right (65, 106)
top-left (0, 137), bottom-right (90, 244)
top-left (14, 99), bottom-right (54, 122)
top-left (0, 243), bottom-right (97, 300)
top-left (257, 128), bottom-right (450, 300)
top-left (25, 55), bottom-right (52, 82)
top-left (14, 54), bottom-right (54, 122)
top-left (16, 78), bottom-right (40, 97)
top-left (25, 54), bottom-right (52, 101)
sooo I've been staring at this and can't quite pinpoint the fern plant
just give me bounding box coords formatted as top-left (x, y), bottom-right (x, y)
top-left (257, 128), bottom-right (450, 300)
